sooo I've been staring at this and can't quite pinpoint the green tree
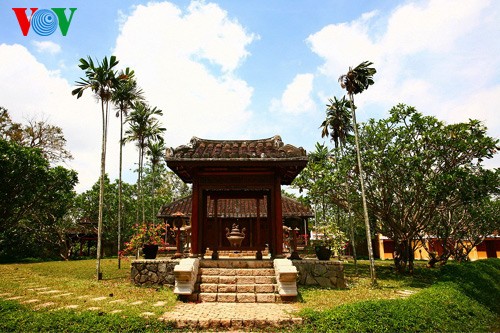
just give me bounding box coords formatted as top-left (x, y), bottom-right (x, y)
top-left (0, 107), bottom-right (23, 142)
top-left (422, 152), bottom-right (499, 265)
top-left (112, 68), bottom-right (143, 269)
top-left (320, 96), bottom-right (353, 149)
top-left (124, 102), bottom-right (165, 223)
top-left (293, 144), bottom-right (336, 229)
top-left (0, 107), bottom-right (72, 163)
top-left (72, 168), bottom-right (189, 258)
top-left (72, 176), bottom-right (138, 258)
top-left (355, 105), bottom-right (498, 273)
top-left (72, 55), bottom-right (121, 280)
top-left (320, 96), bottom-right (358, 272)
top-left (147, 138), bottom-right (166, 223)
top-left (426, 196), bottom-right (499, 266)
top-left (0, 139), bottom-right (77, 260)
top-left (338, 61), bottom-right (377, 284)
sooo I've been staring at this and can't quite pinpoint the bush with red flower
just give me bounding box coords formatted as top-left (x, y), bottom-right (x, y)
top-left (120, 223), bottom-right (167, 258)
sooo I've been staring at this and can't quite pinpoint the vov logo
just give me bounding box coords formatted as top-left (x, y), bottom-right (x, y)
top-left (13, 8), bottom-right (77, 36)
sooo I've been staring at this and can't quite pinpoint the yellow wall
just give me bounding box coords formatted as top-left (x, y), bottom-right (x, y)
top-left (377, 236), bottom-right (498, 261)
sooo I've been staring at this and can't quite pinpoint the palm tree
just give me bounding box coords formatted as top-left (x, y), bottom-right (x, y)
top-left (147, 138), bottom-right (166, 223)
top-left (338, 61), bottom-right (377, 285)
top-left (112, 68), bottom-right (143, 269)
top-left (72, 55), bottom-right (121, 280)
top-left (124, 102), bottom-right (165, 223)
top-left (320, 96), bottom-right (353, 149)
top-left (320, 96), bottom-right (358, 274)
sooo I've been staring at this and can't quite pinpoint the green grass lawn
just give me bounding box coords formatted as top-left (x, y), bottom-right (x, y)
top-left (298, 259), bottom-right (439, 310)
top-left (0, 258), bottom-right (177, 318)
top-left (0, 257), bottom-right (498, 332)
top-left (296, 259), bottom-right (500, 333)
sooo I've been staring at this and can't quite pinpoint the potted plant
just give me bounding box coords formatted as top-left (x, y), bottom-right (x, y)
top-left (122, 223), bottom-right (167, 259)
top-left (312, 223), bottom-right (347, 260)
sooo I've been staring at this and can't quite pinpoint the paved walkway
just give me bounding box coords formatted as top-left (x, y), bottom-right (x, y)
top-left (160, 302), bottom-right (303, 331)
top-left (2, 279), bottom-right (304, 331)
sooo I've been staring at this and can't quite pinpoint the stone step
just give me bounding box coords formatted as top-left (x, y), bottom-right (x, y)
top-left (205, 250), bottom-right (270, 258)
top-left (191, 292), bottom-right (278, 303)
top-left (198, 268), bottom-right (275, 277)
top-left (199, 259), bottom-right (274, 269)
top-left (198, 283), bottom-right (276, 294)
top-left (191, 259), bottom-right (285, 303)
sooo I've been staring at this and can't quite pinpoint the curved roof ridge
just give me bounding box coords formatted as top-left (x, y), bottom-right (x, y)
top-left (166, 135), bottom-right (306, 160)
top-left (188, 135), bottom-right (283, 146)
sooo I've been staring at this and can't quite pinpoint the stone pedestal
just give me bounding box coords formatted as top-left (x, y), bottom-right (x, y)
top-left (274, 258), bottom-right (298, 297)
top-left (174, 258), bottom-right (200, 295)
top-left (292, 260), bottom-right (346, 288)
top-left (130, 259), bottom-right (180, 287)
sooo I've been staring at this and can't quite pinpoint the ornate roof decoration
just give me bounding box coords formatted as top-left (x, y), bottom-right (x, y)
top-left (165, 135), bottom-right (308, 184)
top-left (158, 195), bottom-right (314, 219)
top-left (166, 135), bottom-right (306, 160)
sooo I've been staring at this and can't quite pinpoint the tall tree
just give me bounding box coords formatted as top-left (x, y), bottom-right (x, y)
top-left (72, 55), bottom-right (121, 280)
top-left (0, 139), bottom-right (77, 260)
top-left (0, 108), bottom-right (72, 163)
top-left (338, 61), bottom-right (377, 285)
top-left (320, 96), bottom-right (358, 273)
top-left (0, 107), bottom-right (23, 142)
top-left (353, 105), bottom-right (498, 273)
top-left (320, 96), bottom-right (353, 149)
top-left (147, 138), bottom-right (166, 223)
top-left (124, 102), bottom-right (165, 223)
top-left (293, 143), bottom-right (336, 230)
top-left (112, 68), bottom-right (143, 269)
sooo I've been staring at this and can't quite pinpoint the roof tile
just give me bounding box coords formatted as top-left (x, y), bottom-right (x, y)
top-left (166, 135), bottom-right (306, 160)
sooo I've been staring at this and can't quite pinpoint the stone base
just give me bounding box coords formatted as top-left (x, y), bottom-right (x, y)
top-left (131, 259), bottom-right (180, 287)
top-left (292, 260), bottom-right (346, 288)
top-left (131, 258), bottom-right (346, 290)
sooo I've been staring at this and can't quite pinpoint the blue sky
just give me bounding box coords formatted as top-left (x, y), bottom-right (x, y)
top-left (1, 0), bottom-right (499, 192)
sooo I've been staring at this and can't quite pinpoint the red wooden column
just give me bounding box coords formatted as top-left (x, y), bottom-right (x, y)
top-left (213, 197), bottom-right (219, 259)
top-left (190, 181), bottom-right (200, 256)
top-left (274, 175), bottom-right (284, 257)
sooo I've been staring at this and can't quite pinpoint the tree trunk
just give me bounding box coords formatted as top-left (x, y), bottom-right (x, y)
top-left (140, 145), bottom-right (145, 223)
top-left (348, 96), bottom-right (376, 285)
top-left (394, 239), bottom-right (414, 274)
top-left (117, 111), bottom-right (123, 269)
top-left (348, 210), bottom-right (358, 275)
top-left (135, 148), bottom-right (141, 223)
top-left (152, 165), bottom-right (156, 226)
top-left (96, 99), bottom-right (108, 281)
top-left (342, 147), bottom-right (358, 275)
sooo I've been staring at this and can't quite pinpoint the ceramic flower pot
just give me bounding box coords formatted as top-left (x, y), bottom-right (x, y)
top-left (315, 245), bottom-right (332, 260)
top-left (142, 244), bottom-right (159, 259)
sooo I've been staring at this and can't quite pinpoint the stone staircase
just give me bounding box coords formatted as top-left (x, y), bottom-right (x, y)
top-left (181, 259), bottom-right (289, 303)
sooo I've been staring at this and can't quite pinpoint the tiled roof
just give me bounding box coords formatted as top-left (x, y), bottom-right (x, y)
top-left (158, 195), bottom-right (313, 219)
top-left (166, 135), bottom-right (307, 160)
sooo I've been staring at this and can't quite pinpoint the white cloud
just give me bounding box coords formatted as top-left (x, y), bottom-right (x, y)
top-left (382, 1), bottom-right (488, 56)
top-left (0, 1), bottom-right (258, 193)
top-left (113, 1), bottom-right (256, 148)
top-left (32, 41), bottom-right (61, 54)
top-left (270, 73), bottom-right (316, 115)
top-left (0, 43), bottom-right (138, 192)
top-left (307, 0), bottom-right (500, 167)
top-left (307, 11), bottom-right (380, 79)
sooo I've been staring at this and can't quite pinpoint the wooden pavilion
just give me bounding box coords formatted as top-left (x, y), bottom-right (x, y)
top-left (165, 135), bottom-right (309, 258)
top-left (158, 194), bottom-right (314, 255)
